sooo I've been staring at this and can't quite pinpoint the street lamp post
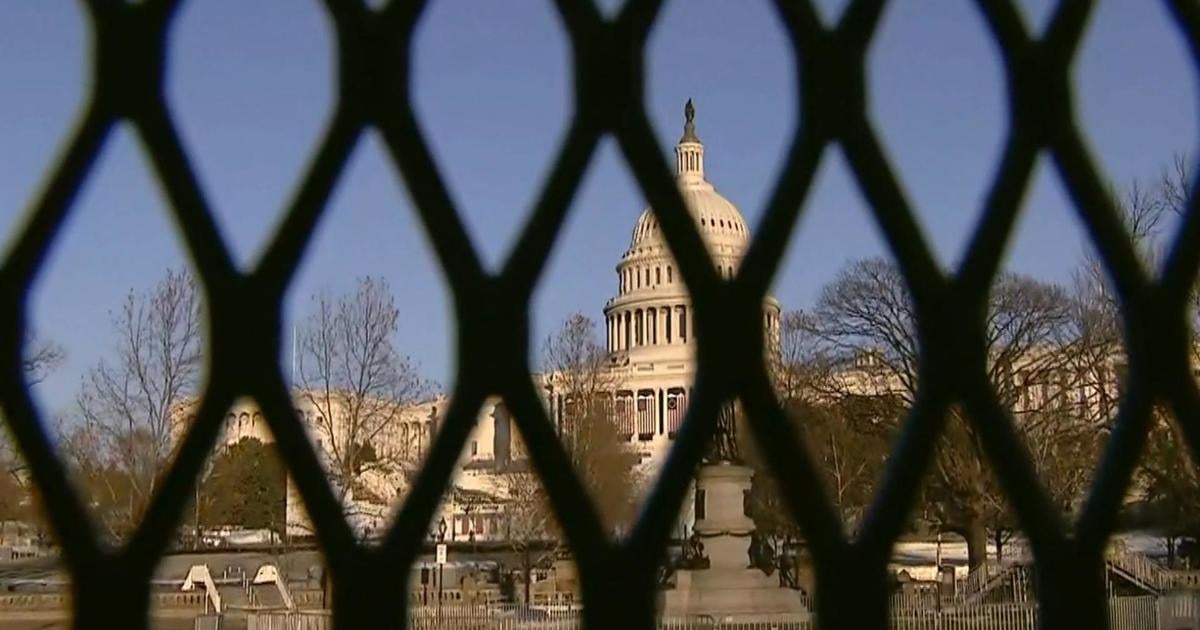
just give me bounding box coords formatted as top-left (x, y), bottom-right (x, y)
top-left (437, 517), bottom-right (447, 619)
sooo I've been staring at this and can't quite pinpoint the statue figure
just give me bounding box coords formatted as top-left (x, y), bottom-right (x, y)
top-left (749, 533), bottom-right (776, 575)
top-left (704, 401), bottom-right (740, 464)
top-left (681, 98), bottom-right (700, 143)
top-left (680, 530), bottom-right (709, 570)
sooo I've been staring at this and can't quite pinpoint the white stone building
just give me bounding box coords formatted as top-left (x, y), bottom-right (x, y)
top-left (184, 102), bottom-right (779, 544)
top-left (586, 99), bottom-right (780, 478)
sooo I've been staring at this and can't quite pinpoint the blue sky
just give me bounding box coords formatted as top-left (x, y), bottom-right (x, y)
top-left (0, 1), bottom-right (1195, 417)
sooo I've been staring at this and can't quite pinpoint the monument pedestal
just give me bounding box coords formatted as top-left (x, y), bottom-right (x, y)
top-left (659, 464), bottom-right (809, 623)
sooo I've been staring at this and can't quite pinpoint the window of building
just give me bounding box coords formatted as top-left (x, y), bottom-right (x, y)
top-left (636, 393), bottom-right (655, 441)
top-left (656, 267), bottom-right (661, 284)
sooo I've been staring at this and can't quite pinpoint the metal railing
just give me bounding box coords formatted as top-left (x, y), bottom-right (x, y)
top-left (1106, 547), bottom-right (1167, 593)
top-left (241, 597), bottom-right (1199, 630)
top-left (0, 0), bottom-right (1197, 628)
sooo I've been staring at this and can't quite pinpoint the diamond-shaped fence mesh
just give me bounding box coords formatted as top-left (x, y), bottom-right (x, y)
top-left (0, 0), bottom-right (1198, 628)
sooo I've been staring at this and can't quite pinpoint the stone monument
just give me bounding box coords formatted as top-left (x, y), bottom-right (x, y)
top-left (658, 403), bottom-right (810, 623)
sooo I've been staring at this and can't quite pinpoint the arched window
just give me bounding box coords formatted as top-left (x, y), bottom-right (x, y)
top-left (667, 266), bottom-right (673, 283)
top-left (636, 269), bottom-right (641, 288)
top-left (655, 267), bottom-right (661, 285)
top-left (678, 305), bottom-right (688, 343)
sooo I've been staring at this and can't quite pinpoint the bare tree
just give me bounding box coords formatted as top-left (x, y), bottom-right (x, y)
top-left (0, 332), bottom-right (66, 533)
top-left (756, 311), bottom-right (891, 542)
top-left (1098, 155), bottom-right (1200, 562)
top-left (23, 332), bottom-right (64, 387)
top-left (539, 312), bottom-right (638, 531)
top-left (74, 269), bottom-right (202, 539)
top-left (807, 258), bottom-right (1091, 569)
top-left (295, 277), bottom-right (431, 525)
top-left (500, 470), bottom-right (558, 605)
top-left (493, 314), bottom-right (638, 603)
top-left (57, 418), bottom-right (127, 539)
top-left (772, 310), bottom-right (832, 405)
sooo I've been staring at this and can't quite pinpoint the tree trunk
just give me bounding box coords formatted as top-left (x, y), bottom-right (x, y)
top-left (523, 548), bottom-right (532, 606)
top-left (965, 517), bottom-right (988, 571)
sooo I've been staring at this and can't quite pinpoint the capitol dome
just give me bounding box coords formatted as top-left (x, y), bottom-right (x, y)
top-left (622, 99), bottom-right (749, 272)
top-left (602, 100), bottom-right (779, 366)
top-left (596, 99), bottom-right (781, 469)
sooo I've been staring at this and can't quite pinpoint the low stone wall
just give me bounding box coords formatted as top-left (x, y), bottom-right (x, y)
top-left (0, 590), bottom-right (212, 612)
top-left (0, 593), bottom-right (70, 611)
top-left (151, 591), bottom-right (210, 610)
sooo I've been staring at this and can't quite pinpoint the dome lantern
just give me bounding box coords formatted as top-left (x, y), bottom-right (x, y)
top-left (675, 99), bottom-right (705, 181)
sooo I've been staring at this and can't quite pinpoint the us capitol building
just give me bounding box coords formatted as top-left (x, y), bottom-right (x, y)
top-left (433, 101), bottom-right (779, 541)
top-left (204, 102), bottom-right (782, 541)
top-left (595, 100), bottom-right (780, 470)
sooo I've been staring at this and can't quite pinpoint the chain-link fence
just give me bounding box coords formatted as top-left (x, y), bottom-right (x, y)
top-left (1, 0), bottom-right (1199, 629)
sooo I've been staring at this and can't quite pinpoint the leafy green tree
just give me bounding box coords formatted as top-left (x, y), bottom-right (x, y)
top-left (199, 438), bottom-right (286, 534)
top-left (1141, 413), bottom-right (1200, 566)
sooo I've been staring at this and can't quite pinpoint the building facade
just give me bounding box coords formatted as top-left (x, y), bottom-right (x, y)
top-left (185, 102), bottom-right (780, 544)
top-left (548, 101), bottom-right (780, 476)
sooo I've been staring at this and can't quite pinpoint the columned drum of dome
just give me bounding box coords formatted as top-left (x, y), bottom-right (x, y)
top-left (602, 101), bottom-right (782, 478)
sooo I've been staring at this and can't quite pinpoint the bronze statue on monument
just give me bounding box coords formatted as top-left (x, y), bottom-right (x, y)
top-left (704, 401), bottom-right (741, 465)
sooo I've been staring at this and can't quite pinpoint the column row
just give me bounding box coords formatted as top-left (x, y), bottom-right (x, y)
top-left (618, 264), bottom-right (676, 295)
top-left (607, 304), bottom-right (692, 353)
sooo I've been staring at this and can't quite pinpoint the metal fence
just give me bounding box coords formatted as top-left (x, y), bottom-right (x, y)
top-left (247, 610), bottom-right (333, 630)
top-left (1, 0), bottom-right (1199, 629)
top-left (241, 597), bottom-right (1197, 630)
